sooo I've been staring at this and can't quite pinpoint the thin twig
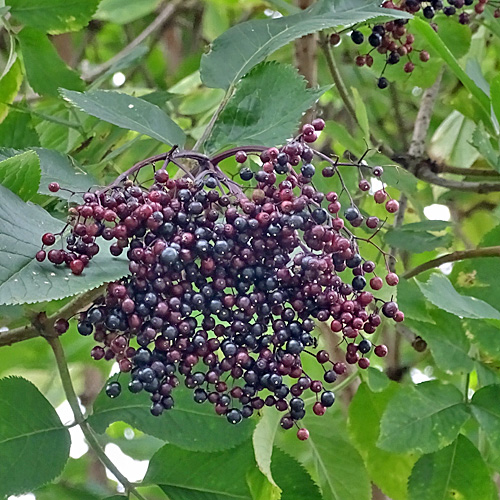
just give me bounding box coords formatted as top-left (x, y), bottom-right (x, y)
top-left (439, 164), bottom-right (500, 178)
top-left (0, 285), bottom-right (106, 347)
top-left (83, 0), bottom-right (183, 81)
top-left (46, 336), bottom-right (148, 500)
top-left (402, 246), bottom-right (500, 279)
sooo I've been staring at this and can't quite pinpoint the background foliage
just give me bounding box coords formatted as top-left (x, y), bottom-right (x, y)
top-left (1, 0), bottom-right (500, 499)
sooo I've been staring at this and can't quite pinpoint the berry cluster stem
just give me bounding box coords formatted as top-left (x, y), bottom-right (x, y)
top-left (46, 335), bottom-right (149, 500)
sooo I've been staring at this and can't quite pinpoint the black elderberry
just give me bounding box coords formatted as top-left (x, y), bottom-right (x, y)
top-left (377, 77), bottom-right (389, 89)
top-left (358, 339), bottom-right (372, 354)
top-left (387, 52), bottom-right (400, 65)
top-left (301, 163), bottom-right (315, 178)
top-left (227, 408), bottom-right (243, 424)
top-left (240, 168), bottom-right (253, 181)
top-left (351, 30), bottom-right (364, 44)
top-left (344, 207), bottom-right (359, 222)
top-left (320, 391), bottom-right (335, 407)
top-left (352, 276), bottom-right (367, 291)
top-left (368, 32), bottom-right (382, 47)
top-left (106, 381), bottom-right (122, 398)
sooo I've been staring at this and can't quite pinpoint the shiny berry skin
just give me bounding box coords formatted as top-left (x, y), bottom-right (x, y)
top-left (297, 428), bottom-right (310, 440)
top-left (313, 402), bottom-right (326, 416)
top-left (54, 318), bottom-right (69, 334)
top-left (358, 339), bottom-right (372, 354)
top-left (404, 62), bottom-right (415, 73)
top-left (394, 310), bottom-right (405, 322)
top-left (378, 77), bottom-right (389, 89)
top-left (358, 179), bottom-right (370, 191)
top-left (382, 301), bottom-right (398, 318)
top-left (235, 151), bottom-right (247, 163)
top-left (330, 33), bottom-right (340, 45)
top-left (370, 276), bottom-right (383, 290)
top-left (106, 381), bottom-right (121, 398)
top-left (227, 408), bottom-right (243, 424)
top-left (374, 190), bottom-right (387, 204)
top-left (70, 259), bottom-right (85, 275)
top-left (312, 118), bottom-right (325, 131)
top-left (48, 182), bottom-right (60, 193)
top-left (358, 358), bottom-right (370, 369)
top-left (366, 216), bottom-right (379, 229)
top-left (36, 250), bottom-right (46, 262)
top-left (351, 30), bottom-right (364, 44)
top-left (420, 51), bottom-right (430, 62)
top-left (385, 272), bottom-right (399, 286)
top-left (374, 345), bottom-right (388, 357)
top-left (386, 199), bottom-right (399, 213)
top-left (42, 233), bottom-right (56, 246)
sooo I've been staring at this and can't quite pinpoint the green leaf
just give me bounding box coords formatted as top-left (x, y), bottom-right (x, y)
top-left (363, 367), bottom-right (390, 393)
top-left (246, 468), bottom-right (280, 500)
top-left (467, 320), bottom-right (500, 361)
top-left (36, 484), bottom-right (102, 500)
top-left (0, 376), bottom-right (70, 498)
top-left (9, 0), bottom-right (100, 33)
top-left (349, 383), bottom-right (417, 500)
top-left (278, 412), bottom-right (371, 500)
top-left (378, 380), bottom-right (470, 454)
top-left (429, 110), bottom-right (480, 169)
top-left (200, 0), bottom-right (411, 89)
top-left (470, 385), bottom-right (500, 463)
top-left (0, 184), bottom-right (129, 305)
top-left (385, 228), bottom-right (452, 253)
top-left (408, 435), bottom-right (496, 500)
top-left (253, 408), bottom-right (281, 489)
top-left (95, 0), bottom-right (161, 25)
top-left (89, 379), bottom-right (255, 452)
top-left (398, 220), bottom-right (450, 232)
top-left (271, 448), bottom-right (322, 500)
top-left (0, 58), bottom-right (23, 123)
top-left (397, 278), bottom-right (432, 323)
top-left (351, 87), bottom-right (370, 142)
top-left (61, 89), bottom-right (186, 147)
top-left (145, 442), bottom-right (254, 499)
top-left (471, 124), bottom-right (500, 173)
top-left (0, 147), bottom-right (97, 200)
top-left (0, 110), bottom-right (40, 148)
top-left (0, 150), bottom-right (40, 201)
top-left (405, 310), bottom-right (474, 374)
top-left (206, 62), bottom-right (328, 153)
top-left (491, 74), bottom-right (500, 127)
top-left (18, 27), bottom-right (84, 97)
top-left (411, 18), bottom-right (491, 124)
top-left (416, 273), bottom-right (500, 320)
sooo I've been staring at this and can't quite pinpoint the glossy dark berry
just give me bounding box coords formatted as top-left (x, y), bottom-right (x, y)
top-left (106, 381), bottom-right (121, 398)
top-left (351, 30), bottom-right (364, 44)
top-left (377, 77), bottom-right (389, 89)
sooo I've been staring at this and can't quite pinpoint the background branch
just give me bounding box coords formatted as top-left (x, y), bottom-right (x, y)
top-left (403, 246), bottom-right (500, 279)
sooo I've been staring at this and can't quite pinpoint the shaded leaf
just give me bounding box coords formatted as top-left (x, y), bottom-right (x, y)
top-left (271, 448), bottom-right (322, 500)
top-left (61, 89), bottom-right (185, 147)
top-left (18, 27), bottom-right (84, 97)
top-left (408, 435), bottom-right (496, 500)
top-left (95, 0), bottom-right (161, 25)
top-left (201, 0), bottom-right (410, 89)
top-left (0, 377), bottom-right (70, 498)
top-left (252, 408), bottom-right (281, 489)
top-left (0, 110), bottom-right (40, 148)
top-left (0, 150), bottom-right (40, 201)
top-left (416, 273), bottom-right (500, 320)
top-left (405, 310), bottom-right (474, 374)
top-left (0, 59), bottom-right (23, 123)
top-left (385, 228), bottom-right (452, 253)
top-left (470, 384), bottom-right (500, 464)
top-left (349, 383), bottom-right (417, 500)
top-left (412, 18), bottom-right (490, 123)
top-left (145, 442), bottom-right (254, 499)
top-left (378, 380), bottom-right (469, 454)
top-left (206, 62), bottom-right (328, 153)
top-left (9, 0), bottom-right (100, 33)
top-left (0, 184), bottom-right (129, 305)
top-left (90, 378), bottom-right (255, 453)
top-left (471, 124), bottom-right (500, 173)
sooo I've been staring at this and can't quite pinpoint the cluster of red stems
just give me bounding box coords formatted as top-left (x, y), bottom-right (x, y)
top-left (330, 0), bottom-right (497, 89)
top-left (38, 119), bottom-right (403, 440)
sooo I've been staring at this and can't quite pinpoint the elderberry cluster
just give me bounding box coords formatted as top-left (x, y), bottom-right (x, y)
top-left (40, 119), bottom-right (404, 439)
top-left (330, 0), bottom-right (496, 89)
